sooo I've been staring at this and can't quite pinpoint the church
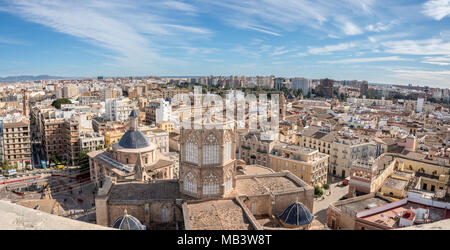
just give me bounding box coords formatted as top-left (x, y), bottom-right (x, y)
top-left (91, 111), bottom-right (316, 230)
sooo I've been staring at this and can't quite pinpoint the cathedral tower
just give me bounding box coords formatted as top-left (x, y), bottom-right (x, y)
top-left (179, 120), bottom-right (237, 198)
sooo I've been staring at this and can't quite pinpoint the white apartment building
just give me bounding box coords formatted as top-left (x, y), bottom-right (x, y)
top-left (105, 98), bottom-right (135, 122)
top-left (79, 131), bottom-right (105, 152)
top-left (156, 99), bottom-right (172, 123)
top-left (291, 78), bottom-right (312, 95)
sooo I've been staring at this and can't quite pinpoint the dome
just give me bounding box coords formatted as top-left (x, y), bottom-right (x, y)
top-left (118, 130), bottom-right (151, 149)
top-left (112, 209), bottom-right (146, 230)
top-left (278, 202), bottom-right (314, 227)
top-left (129, 110), bottom-right (139, 118)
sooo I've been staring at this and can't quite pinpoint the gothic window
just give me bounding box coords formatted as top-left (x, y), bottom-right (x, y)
top-left (203, 133), bottom-right (219, 165)
top-left (203, 174), bottom-right (219, 195)
top-left (185, 133), bottom-right (198, 164)
top-left (161, 206), bottom-right (170, 222)
top-left (183, 172), bottom-right (197, 195)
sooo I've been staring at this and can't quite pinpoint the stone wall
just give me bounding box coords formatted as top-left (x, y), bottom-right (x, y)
top-left (0, 200), bottom-right (112, 230)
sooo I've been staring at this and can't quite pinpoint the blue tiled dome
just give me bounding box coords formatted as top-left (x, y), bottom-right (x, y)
top-left (129, 110), bottom-right (139, 118)
top-left (279, 202), bottom-right (314, 227)
top-left (118, 130), bottom-right (150, 149)
top-left (112, 210), bottom-right (146, 230)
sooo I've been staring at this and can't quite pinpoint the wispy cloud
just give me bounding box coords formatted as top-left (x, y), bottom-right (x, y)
top-left (422, 56), bottom-right (450, 65)
top-left (3, 0), bottom-right (212, 70)
top-left (366, 21), bottom-right (397, 33)
top-left (320, 56), bottom-right (409, 64)
top-left (390, 68), bottom-right (450, 85)
top-left (202, 0), bottom-right (375, 37)
top-left (308, 42), bottom-right (357, 55)
top-left (423, 0), bottom-right (450, 21)
top-left (382, 38), bottom-right (450, 55)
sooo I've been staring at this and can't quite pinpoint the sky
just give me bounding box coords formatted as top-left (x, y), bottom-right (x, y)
top-left (0, 0), bottom-right (449, 88)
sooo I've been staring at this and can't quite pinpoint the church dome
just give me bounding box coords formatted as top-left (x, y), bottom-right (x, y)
top-left (112, 209), bottom-right (146, 230)
top-left (278, 202), bottom-right (314, 227)
top-left (118, 130), bottom-right (151, 149)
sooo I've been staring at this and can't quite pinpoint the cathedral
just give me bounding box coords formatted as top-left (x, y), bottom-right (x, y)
top-left (92, 111), bottom-right (316, 230)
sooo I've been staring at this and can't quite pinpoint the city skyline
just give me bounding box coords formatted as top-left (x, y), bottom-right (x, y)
top-left (0, 0), bottom-right (450, 88)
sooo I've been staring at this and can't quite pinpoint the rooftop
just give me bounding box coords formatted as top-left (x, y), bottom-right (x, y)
top-left (187, 199), bottom-right (252, 230)
top-left (360, 201), bottom-right (449, 229)
top-left (383, 177), bottom-right (409, 190)
top-left (336, 197), bottom-right (390, 217)
top-left (108, 181), bottom-right (185, 202)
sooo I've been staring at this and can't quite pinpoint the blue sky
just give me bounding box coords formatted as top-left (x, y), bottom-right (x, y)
top-left (0, 0), bottom-right (450, 88)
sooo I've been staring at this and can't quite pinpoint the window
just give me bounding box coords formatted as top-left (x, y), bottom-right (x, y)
top-left (161, 206), bottom-right (170, 222)
top-left (185, 143), bottom-right (198, 163)
top-left (184, 172), bottom-right (197, 195)
top-left (185, 133), bottom-right (198, 164)
top-left (203, 174), bottom-right (219, 195)
top-left (203, 134), bottom-right (219, 165)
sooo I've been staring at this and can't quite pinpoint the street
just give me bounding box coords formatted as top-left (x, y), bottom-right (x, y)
top-left (313, 177), bottom-right (349, 225)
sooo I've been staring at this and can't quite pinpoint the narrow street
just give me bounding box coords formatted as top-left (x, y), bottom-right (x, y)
top-left (313, 177), bottom-right (349, 225)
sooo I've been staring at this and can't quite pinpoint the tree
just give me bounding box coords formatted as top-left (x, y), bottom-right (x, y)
top-left (323, 184), bottom-right (330, 190)
top-left (1, 160), bottom-right (13, 171)
top-left (51, 98), bottom-right (72, 109)
top-left (50, 154), bottom-right (61, 165)
top-left (78, 150), bottom-right (91, 169)
top-left (314, 185), bottom-right (323, 196)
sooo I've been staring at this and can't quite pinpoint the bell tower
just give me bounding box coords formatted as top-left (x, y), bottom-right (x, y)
top-left (179, 120), bottom-right (237, 198)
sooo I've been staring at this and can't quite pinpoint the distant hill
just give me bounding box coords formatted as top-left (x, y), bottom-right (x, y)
top-left (0, 75), bottom-right (68, 83)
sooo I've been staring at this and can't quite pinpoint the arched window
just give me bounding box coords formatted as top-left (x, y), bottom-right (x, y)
top-left (224, 171), bottom-right (233, 193)
top-left (203, 133), bottom-right (219, 165)
top-left (185, 133), bottom-right (198, 164)
top-left (161, 206), bottom-right (170, 222)
top-left (183, 172), bottom-right (197, 195)
top-left (203, 174), bottom-right (219, 195)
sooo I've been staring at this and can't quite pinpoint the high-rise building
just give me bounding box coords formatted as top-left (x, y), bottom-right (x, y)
top-left (416, 98), bottom-right (424, 113)
top-left (360, 81), bottom-right (369, 97)
top-left (291, 78), bottom-right (312, 95)
top-left (318, 78), bottom-right (335, 98)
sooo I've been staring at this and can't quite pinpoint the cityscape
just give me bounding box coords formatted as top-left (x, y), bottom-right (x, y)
top-left (0, 0), bottom-right (449, 234)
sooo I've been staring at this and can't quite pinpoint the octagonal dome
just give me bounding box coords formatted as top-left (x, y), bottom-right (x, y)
top-left (112, 209), bottom-right (146, 230)
top-left (278, 202), bottom-right (314, 227)
top-left (118, 130), bottom-right (151, 149)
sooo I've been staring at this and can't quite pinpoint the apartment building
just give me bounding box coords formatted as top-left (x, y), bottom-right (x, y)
top-left (145, 99), bottom-right (171, 125)
top-left (40, 110), bottom-right (66, 162)
top-left (297, 126), bottom-right (377, 178)
top-left (80, 131), bottom-right (105, 152)
top-left (63, 117), bottom-right (80, 164)
top-left (239, 131), bottom-right (278, 167)
top-left (291, 77), bottom-right (312, 95)
top-left (331, 135), bottom-right (377, 178)
top-left (0, 119), bottom-right (4, 164)
top-left (140, 125), bottom-right (170, 154)
top-left (156, 121), bottom-right (174, 133)
top-left (105, 98), bottom-right (135, 122)
top-left (268, 142), bottom-right (329, 186)
top-left (2, 114), bottom-right (31, 169)
top-left (104, 129), bottom-right (125, 147)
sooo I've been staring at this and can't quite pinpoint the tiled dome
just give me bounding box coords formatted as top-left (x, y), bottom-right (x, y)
top-left (112, 209), bottom-right (146, 230)
top-left (278, 202), bottom-right (314, 227)
top-left (118, 130), bottom-right (151, 149)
